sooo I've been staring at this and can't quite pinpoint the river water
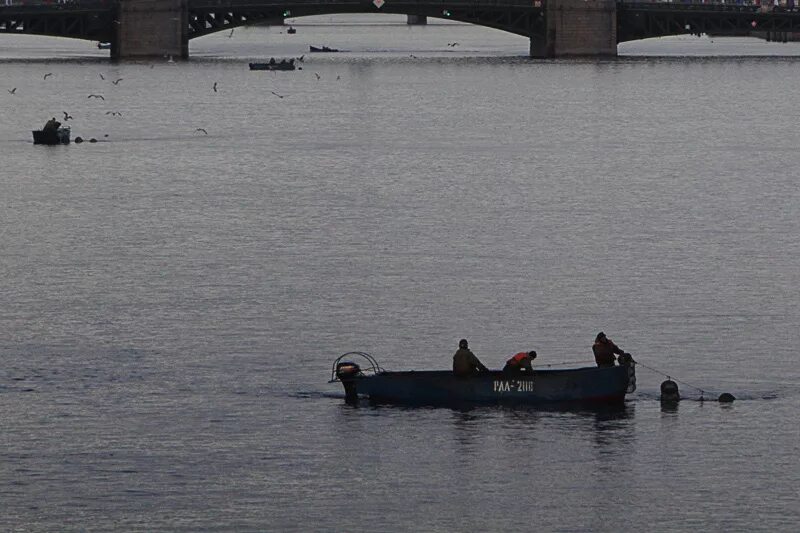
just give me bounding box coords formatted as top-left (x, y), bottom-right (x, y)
top-left (1, 15), bottom-right (799, 532)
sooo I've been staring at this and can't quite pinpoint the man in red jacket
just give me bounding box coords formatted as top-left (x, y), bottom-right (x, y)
top-left (503, 350), bottom-right (537, 375)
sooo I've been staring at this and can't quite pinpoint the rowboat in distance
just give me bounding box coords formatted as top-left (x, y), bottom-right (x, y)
top-left (330, 352), bottom-right (636, 407)
top-left (97, 42), bottom-right (111, 50)
top-left (309, 45), bottom-right (339, 53)
top-left (249, 60), bottom-right (296, 71)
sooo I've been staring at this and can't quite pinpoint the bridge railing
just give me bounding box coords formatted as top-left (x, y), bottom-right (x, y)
top-left (189, 0), bottom-right (539, 7)
top-left (0, 0), bottom-right (113, 8)
top-left (620, 0), bottom-right (798, 8)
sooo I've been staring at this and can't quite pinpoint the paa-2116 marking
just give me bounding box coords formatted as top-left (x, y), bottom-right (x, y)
top-left (493, 379), bottom-right (535, 392)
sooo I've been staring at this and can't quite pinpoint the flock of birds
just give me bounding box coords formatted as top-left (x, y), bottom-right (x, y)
top-left (7, 38), bottom-right (465, 140)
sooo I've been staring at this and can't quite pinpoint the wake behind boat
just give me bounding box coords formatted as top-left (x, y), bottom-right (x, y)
top-left (330, 352), bottom-right (636, 407)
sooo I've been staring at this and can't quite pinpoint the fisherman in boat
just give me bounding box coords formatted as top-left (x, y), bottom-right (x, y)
top-left (592, 332), bottom-right (630, 367)
top-left (453, 339), bottom-right (489, 377)
top-left (502, 350), bottom-right (537, 375)
top-left (43, 117), bottom-right (60, 132)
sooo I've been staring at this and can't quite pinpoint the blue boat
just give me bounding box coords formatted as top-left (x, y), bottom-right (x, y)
top-left (330, 352), bottom-right (636, 407)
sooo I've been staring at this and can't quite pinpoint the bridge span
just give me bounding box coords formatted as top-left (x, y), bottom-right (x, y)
top-left (1, 0), bottom-right (800, 59)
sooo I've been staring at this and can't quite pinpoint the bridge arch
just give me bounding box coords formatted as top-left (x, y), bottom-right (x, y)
top-left (187, 2), bottom-right (543, 41)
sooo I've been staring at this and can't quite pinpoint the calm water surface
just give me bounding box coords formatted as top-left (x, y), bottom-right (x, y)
top-left (1, 16), bottom-right (799, 532)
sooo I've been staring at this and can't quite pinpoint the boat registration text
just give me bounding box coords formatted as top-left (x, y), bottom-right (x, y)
top-left (493, 379), bottom-right (535, 392)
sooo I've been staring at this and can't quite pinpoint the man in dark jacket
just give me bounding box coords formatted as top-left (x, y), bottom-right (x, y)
top-left (592, 332), bottom-right (630, 367)
top-left (453, 339), bottom-right (489, 376)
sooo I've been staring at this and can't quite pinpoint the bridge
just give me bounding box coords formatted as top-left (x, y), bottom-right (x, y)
top-left (1, 0), bottom-right (800, 59)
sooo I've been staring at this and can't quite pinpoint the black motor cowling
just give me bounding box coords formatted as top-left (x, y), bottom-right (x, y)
top-left (336, 362), bottom-right (361, 403)
top-left (336, 361), bottom-right (361, 380)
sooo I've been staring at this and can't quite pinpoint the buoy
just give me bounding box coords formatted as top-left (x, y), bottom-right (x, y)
top-left (75, 137), bottom-right (83, 143)
top-left (718, 393), bottom-right (735, 403)
top-left (660, 379), bottom-right (680, 402)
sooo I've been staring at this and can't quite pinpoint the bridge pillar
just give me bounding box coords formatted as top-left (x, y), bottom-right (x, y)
top-left (114, 0), bottom-right (188, 60)
top-left (531, 0), bottom-right (617, 58)
top-left (407, 15), bottom-right (428, 25)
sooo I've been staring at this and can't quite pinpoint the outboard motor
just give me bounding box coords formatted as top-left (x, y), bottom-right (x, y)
top-left (660, 379), bottom-right (680, 403)
top-left (336, 361), bottom-right (361, 403)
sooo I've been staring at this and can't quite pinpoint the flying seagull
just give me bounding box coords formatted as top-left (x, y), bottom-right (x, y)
top-left (43, 72), bottom-right (53, 80)
top-left (7, 88), bottom-right (16, 94)
top-left (88, 94), bottom-right (105, 100)
top-left (213, 82), bottom-right (218, 93)
top-left (270, 91), bottom-right (285, 99)
top-left (447, 42), bottom-right (459, 47)
top-left (105, 111), bottom-right (123, 117)
top-left (112, 78), bottom-right (123, 85)
top-left (63, 111), bottom-right (73, 121)
top-left (99, 73), bottom-right (105, 80)
top-left (314, 72), bottom-right (320, 80)
top-left (195, 128), bottom-right (208, 135)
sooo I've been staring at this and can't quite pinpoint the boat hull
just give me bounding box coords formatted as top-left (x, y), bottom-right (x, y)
top-left (340, 366), bottom-right (633, 406)
top-left (32, 127), bottom-right (70, 145)
top-left (249, 62), bottom-right (295, 71)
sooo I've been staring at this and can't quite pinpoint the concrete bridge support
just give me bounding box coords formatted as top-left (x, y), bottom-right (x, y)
top-left (114, 0), bottom-right (188, 59)
top-left (531, 0), bottom-right (617, 58)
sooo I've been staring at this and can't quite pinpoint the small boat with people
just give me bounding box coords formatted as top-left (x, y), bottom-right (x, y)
top-left (309, 45), bottom-right (339, 53)
top-left (32, 117), bottom-right (70, 145)
top-left (330, 351), bottom-right (636, 407)
top-left (97, 42), bottom-right (111, 50)
top-left (249, 58), bottom-right (296, 71)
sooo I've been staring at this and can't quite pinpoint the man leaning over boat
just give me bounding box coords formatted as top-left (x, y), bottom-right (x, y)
top-left (503, 350), bottom-right (537, 375)
top-left (452, 339), bottom-right (489, 377)
top-left (592, 332), bottom-right (633, 367)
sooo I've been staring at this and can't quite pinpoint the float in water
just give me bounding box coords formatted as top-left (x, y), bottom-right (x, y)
top-left (330, 352), bottom-right (636, 407)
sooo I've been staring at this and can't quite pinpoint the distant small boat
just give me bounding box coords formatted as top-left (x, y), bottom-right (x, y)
top-left (97, 42), bottom-right (111, 50)
top-left (249, 60), bottom-right (296, 71)
top-left (32, 127), bottom-right (70, 145)
top-left (309, 45), bottom-right (339, 53)
top-left (287, 26), bottom-right (297, 34)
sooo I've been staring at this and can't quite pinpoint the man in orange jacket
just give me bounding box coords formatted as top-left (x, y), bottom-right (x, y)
top-left (503, 350), bottom-right (537, 375)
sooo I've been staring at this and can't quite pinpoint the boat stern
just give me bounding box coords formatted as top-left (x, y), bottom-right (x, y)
top-left (335, 361), bottom-right (361, 402)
